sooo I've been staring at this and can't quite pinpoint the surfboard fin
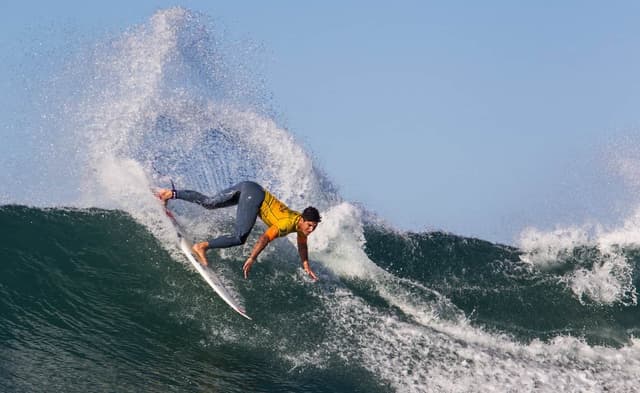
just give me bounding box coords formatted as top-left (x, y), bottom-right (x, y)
top-left (170, 179), bottom-right (177, 199)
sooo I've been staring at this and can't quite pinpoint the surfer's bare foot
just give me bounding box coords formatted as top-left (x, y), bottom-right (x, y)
top-left (192, 242), bottom-right (209, 267)
top-left (156, 189), bottom-right (173, 205)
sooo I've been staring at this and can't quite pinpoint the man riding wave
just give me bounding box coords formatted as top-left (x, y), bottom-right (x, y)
top-left (157, 181), bottom-right (321, 281)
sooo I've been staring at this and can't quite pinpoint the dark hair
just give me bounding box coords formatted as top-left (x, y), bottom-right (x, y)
top-left (301, 206), bottom-right (322, 223)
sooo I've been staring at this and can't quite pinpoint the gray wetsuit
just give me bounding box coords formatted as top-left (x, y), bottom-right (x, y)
top-left (175, 181), bottom-right (266, 249)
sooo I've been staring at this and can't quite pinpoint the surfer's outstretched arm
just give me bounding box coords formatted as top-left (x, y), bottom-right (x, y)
top-left (297, 235), bottom-right (318, 281)
top-left (243, 233), bottom-right (271, 279)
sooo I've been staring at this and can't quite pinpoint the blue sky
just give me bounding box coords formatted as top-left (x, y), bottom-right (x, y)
top-left (3, 1), bottom-right (640, 244)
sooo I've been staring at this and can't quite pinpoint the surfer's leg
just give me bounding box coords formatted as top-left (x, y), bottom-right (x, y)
top-left (206, 181), bottom-right (265, 249)
top-left (175, 183), bottom-right (243, 210)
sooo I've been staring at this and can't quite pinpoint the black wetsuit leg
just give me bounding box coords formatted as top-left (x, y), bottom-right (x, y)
top-left (175, 181), bottom-right (265, 249)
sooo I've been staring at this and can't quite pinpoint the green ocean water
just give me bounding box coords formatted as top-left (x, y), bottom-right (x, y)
top-left (2, 205), bottom-right (640, 392)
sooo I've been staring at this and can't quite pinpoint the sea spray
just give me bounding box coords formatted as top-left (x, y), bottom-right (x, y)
top-left (519, 218), bottom-right (638, 306)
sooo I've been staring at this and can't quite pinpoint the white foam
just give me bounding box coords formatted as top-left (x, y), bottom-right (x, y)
top-left (309, 202), bottom-right (373, 278)
top-left (518, 216), bottom-right (638, 306)
top-left (283, 284), bottom-right (640, 393)
top-left (562, 256), bottom-right (635, 306)
top-left (518, 225), bottom-right (592, 267)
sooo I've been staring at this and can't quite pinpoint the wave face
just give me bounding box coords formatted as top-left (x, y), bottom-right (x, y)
top-left (4, 7), bottom-right (640, 392)
top-left (0, 206), bottom-right (385, 392)
top-left (3, 206), bottom-right (640, 393)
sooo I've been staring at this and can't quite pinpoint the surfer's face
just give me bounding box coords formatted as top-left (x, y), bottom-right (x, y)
top-left (298, 219), bottom-right (319, 236)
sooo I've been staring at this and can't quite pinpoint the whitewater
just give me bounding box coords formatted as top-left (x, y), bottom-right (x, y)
top-left (2, 7), bottom-right (640, 393)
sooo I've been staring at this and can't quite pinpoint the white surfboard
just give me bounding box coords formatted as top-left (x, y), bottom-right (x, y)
top-left (165, 208), bottom-right (252, 320)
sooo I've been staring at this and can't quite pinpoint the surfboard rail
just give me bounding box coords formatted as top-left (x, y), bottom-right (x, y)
top-left (164, 207), bottom-right (252, 320)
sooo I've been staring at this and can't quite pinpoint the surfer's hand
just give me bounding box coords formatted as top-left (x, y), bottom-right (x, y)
top-left (243, 257), bottom-right (255, 279)
top-left (303, 261), bottom-right (318, 282)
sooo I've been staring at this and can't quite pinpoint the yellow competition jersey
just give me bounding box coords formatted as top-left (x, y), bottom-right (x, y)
top-left (259, 190), bottom-right (304, 241)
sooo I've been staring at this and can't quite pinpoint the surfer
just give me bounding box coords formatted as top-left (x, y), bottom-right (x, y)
top-left (157, 181), bottom-right (321, 281)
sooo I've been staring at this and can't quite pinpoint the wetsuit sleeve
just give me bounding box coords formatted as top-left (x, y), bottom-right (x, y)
top-left (264, 225), bottom-right (279, 241)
